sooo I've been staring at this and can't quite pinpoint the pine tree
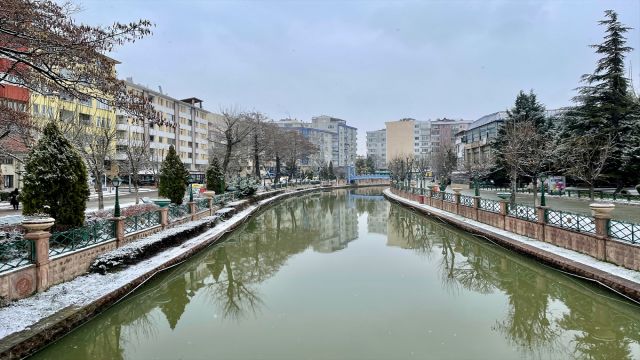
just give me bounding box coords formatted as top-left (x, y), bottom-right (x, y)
top-left (158, 145), bottom-right (190, 204)
top-left (562, 10), bottom-right (638, 189)
top-left (22, 122), bottom-right (89, 228)
top-left (328, 161), bottom-right (335, 180)
top-left (206, 156), bottom-right (225, 194)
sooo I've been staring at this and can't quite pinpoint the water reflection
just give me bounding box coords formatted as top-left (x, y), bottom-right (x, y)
top-left (31, 188), bottom-right (640, 360)
top-left (388, 204), bottom-right (640, 359)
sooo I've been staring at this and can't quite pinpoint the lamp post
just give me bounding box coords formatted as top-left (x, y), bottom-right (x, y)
top-left (188, 175), bottom-right (194, 202)
top-left (112, 176), bottom-right (122, 217)
top-left (540, 175), bottom-right (547, 207)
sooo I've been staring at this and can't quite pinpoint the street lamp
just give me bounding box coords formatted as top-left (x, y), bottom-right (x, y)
top-left (112, 176), bottom-right (122, 217)
top-left (188, 175), bottom-right (195, 202)
top-left (540, 175), bottom-right (547, 207)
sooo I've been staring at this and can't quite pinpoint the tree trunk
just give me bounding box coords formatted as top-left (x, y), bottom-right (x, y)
top-left (275, 155), bottom-right (281, 184)
top-left (253, 133), bottom-right (260, 179)
top-left (590, 183), bottom-right (595, 200)
top-left (510, 168), bottom-right (517, 205)
top-left (95, 174), bottom-right (104, 210)
top-left (223, 138), bottom-right (233, 175)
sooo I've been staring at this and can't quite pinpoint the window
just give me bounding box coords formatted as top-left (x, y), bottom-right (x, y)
top-left (0, 157), bottom-right (13, 164)
top-left (3, 176), bottom-right (13, 188)
top-left (79, 113), bottom-right (91, 125)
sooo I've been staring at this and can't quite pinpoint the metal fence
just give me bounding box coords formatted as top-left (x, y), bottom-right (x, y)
top-left (507, 204), bottom-right (538, 222)
top-left (460, 195), bottom-right (474, 207)
top-left (546, 209), bottom-right (596, 234)
top-left (168, 204), bottom-right (189, 221)
top-left (195, 198), bottom-right (209, 212)
top-left (479, 198), bottom-right (501, 213)
top-left (0, 237), bottom-right (33, 272)
top-left (49, 220), bottom-right (115, 256)
top-left (124, 211), bottom-right (161, 234)
top-left (609, 220), bottom-right (639, 244)
top-left (443, 192), bottom-right (456, 203)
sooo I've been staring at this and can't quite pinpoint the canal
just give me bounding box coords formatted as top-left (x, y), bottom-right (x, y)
top-left (30, 188), bottom-right (640, 359)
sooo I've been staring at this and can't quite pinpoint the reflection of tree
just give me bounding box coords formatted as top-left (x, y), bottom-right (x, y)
top-left (387, 202), bottom-right (640, 359)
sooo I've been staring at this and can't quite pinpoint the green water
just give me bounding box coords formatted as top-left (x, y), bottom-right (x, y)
top-left (30, 188), bottom-right (640, 359)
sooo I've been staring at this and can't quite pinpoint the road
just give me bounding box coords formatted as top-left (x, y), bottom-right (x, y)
top-left (0, 189), bottom-right (159, 217)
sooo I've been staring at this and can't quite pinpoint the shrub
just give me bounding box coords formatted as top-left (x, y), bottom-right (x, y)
top-left (21, 122), bottom-right (89, 228)
top-left (230, 177), bottom-right (258, 198)
top-left (158, 145), bottom-right (190, 204)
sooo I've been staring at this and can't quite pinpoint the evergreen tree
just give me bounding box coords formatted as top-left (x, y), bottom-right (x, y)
top-left (158, 145), bottom-right (190, 204)
top-left (206, 156), bottom-right (225, 194)
top-left (365, 156), bottom-right (376, 173)
top-left (328, 161), bottom-right (335, 180)
top-left (22, 122), bottom-right (89, 228)
top-left (492, 90), bottom-right (549, 203)
top-left (562, 10), bottom-right (639, 189)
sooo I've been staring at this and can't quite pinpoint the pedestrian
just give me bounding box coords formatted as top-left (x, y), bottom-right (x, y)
top-left (10, 188), bottom-right (19, 210)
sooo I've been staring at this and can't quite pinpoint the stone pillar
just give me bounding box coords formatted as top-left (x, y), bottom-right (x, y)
top-left (159, 208), bottom-right (169, 227)
top-left (590, 203), bottom-right (615, 261)
top-left (453, 191), bottom-right (461, 215)
top-left (25, 230), bottom-right (51, 293)
top-left (535, 206), bottom-right (548, 242)
top-left (111, 216), bottom-right (126, 247)
top-left (189, 201), bottom-right (197, 220)
top-left (472, 196), bottom-right (481, 221)
top-left (208, 198), bottom-right (214, 216)
top-left (499, 201), bottom-right (508, 230)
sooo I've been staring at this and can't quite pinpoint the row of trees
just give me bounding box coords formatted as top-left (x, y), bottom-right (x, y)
top-left (492, 10), bottom-right (640, 202)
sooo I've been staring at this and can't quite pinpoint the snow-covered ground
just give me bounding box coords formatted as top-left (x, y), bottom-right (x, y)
top-left (385, 189), bottom-right (640, 286)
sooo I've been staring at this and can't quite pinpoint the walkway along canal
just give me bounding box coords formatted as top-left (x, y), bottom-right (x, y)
top-left (26, 187), bottom-right (640, 359)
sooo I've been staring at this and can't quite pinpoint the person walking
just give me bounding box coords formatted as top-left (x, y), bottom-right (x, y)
top-left (9, 188), bottom-right (19, 210)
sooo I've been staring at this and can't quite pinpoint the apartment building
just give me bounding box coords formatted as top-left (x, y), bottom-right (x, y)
top-left (273, 115), bottom-right (358, 171)
top-left (116, 80), bottom-right (219, 182)
top-left (311, 115), bottom-right (357, 168)
top-left (366, 129), bottom-right (386, 170)
top-left (0, 81), bottom-right (30, 190)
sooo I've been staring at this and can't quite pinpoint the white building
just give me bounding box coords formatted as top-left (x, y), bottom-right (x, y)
top-left (366, 129), bottom-right (387, 170)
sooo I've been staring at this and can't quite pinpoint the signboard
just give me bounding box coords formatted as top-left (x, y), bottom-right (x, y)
top-left (545, 176), bottom-right (566, 194)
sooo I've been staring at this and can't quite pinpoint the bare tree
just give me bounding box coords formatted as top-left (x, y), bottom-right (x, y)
top-left (121, 124), bottom-right (151, 204)
top-left (246, 112), bottom-right (270, 179)
top-left (499, 120), bottom-right (531, 204)
top-left (433, 144), bottom-right (457, 187)
top-left (388, 154), bottom-right (414, 185)
top-left (414, 154), bottom-right (431, 189)
top-left (208, 109), bottom-right (252, 176)
top-left (464, 150), bottom-right (495, 195)
top-left (0, 0), bottom-right (152, 110)
top-left (280, 130), bottom-right (318, 181)
top-left (516, 122), bottom-right (556, 206)
top-left (561, 134), bottom-right (614, 200)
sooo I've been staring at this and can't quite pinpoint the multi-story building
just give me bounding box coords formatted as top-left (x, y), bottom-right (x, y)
top-left (311, 115), bottom-right (357, 168)
top-left (272, 115), bottom-right (358, 172)
top-left (116, 80), bottom-right (220, 182)
top-left (366, 129), bottom-right (387, 170)
top-left (385, 118), bottom-right (472, 162)
top-left (0, 80), bottom-right (30, 190)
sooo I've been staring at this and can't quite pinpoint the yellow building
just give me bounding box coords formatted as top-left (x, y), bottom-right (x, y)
top-left (385, 118), bottom-right (416, 161)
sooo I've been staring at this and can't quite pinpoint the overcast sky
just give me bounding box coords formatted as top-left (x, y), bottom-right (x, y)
top-left (76, 0), bottom-right (640, 154)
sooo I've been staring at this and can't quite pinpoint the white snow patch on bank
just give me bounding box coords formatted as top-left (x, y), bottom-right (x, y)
top-left (0, 205), bottom-right (256, 339)
top-left (384, 189), bottom-right (640, 286)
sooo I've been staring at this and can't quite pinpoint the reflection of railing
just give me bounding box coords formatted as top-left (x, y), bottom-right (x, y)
top-left (608, 220), bottom-right (638, 243)
top-left (49, 220), bottom-right (115, 256)
top-left (546, 209), bottom-right (595, 234)
top-left (507, 204), bottom-right (538, 222)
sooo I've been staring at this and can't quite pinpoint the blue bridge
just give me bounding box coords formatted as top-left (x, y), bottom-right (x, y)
top-left (346, 165), bottom-right (390, 184)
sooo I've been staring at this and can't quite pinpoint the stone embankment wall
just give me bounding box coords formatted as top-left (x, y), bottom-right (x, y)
top-left (389, 187), bottom-right (640, 272)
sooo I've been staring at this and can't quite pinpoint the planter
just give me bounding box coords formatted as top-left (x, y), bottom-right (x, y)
top-left (496, 192), bottom-right (511, 200)
top-left (451, 187), bottom-right (462, 195)
top-left (589, 203), bottom-right (615, 218)
top-left (22, 217), bottom-right (55, 233)
top-left (202, 191), bottom-right (216, 198)
top-left (151, 199), bottom-right (171, 208)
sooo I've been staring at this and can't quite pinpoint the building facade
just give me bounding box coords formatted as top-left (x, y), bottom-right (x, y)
top-left (273, 116), bottom-right (358, 171)
top-left (366, 129), bottom-right (387, 170)
top-left (116, 80), bottom-right (220, 182)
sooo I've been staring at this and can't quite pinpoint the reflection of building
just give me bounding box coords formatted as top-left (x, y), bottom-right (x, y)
top-left (312, 192), bottom-right (359, 253)
top-left (366, 199), bottom-right (389, 235)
